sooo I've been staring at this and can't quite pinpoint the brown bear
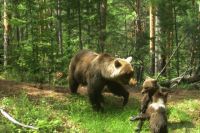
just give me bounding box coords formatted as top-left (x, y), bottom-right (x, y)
top-left (140, 77), bottom-right (159, 113)
top-left (68, 50), bottom-right (134, 111)
top-left (130, 77), bottom-right (160, 132)
top-left (130, 91), bottom-right (168, 133)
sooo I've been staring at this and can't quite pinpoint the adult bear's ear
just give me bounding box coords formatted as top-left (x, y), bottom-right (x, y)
top-left (125, 56), bottom-right (132, 63)
top-left (145, 76), bottom-right (151, 80)
top-left (114, 60), bottom-right (122, 68)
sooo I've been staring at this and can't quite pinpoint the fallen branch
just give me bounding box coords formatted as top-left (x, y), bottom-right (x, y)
top-left (0, 108), bottom-right (38, 130)
top-left (160, 73), bottom-right (200, 89)
top-left (169, 67), bottom-right (193, 88)
top-left (190, 81), bottom-right (200, 89)
top-left (156, 32), bottom-right (189, 80)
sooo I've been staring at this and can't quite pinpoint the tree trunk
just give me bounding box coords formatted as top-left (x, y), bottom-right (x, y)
top-left (78, 0), bottom-right (83, 50)
top-left (149, 4), bottom-right (156, 75)
top-left (87, 0), bottom-right (91, 46)
top-left (155, 15), bottom-right (160, 74)
top-left (125, 13), bottom-right (127, 48)
top-left (56, 0), bottom-right (63, 55)
top-left (135, 0), bottom-right (145, 82)
top-left (198, 1), bottom-right (200, 17)
top-left (99, 0), bottom-right (107, 52)
top-left (67, 2), bottom-right (71, 46)
top-left (167, 0), bottom-right (173, 78)
top-left (3, 0), bottom-right (9, 68)
top-left (174, 6), bottom-right (179, 76)
top-left (135, 0), bottom-right (142, 51)
top-left (14, 0), bottom-right (20, 46)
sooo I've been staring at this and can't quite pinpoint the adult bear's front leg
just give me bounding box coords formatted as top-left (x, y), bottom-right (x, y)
top-left (68, 75), bottom-right (79, 94)
top-left (88, 88), bottom-right (104, 111)
top-left (107, 81), bottom-right (129, 106)
top-left (87, 75), bottom-right (105, 111)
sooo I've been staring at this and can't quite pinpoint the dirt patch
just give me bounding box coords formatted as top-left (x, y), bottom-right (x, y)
top-left (0, 79), bottom-right (200, 103)
top-left (0, 80), bottom-right (69, 100)
top-left (129, 87), bottom-right (200, 104)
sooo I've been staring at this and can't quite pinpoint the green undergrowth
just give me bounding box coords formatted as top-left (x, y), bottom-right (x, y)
top-left (0, 91), bottom-right (200, 133)
top-left (0, 92), bottom-right (79, 133)
top-left (168, 99), bottom-right (200, 133)
top-left (177, 82), bottom-right (200, 90)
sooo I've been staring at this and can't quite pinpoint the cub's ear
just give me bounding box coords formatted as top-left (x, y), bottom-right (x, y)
top-left (114, 60), bottom-right (122, 68)
top-left (152, 79), bottom-right (157, 84)
top-left (125, 56), bottom-right (132, 63)
top-left (163, 92), bottom-right (168, 97)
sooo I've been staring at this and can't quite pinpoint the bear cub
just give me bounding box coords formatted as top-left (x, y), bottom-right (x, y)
top-left (130, 77), bottom-right (160, 132)
top-left (140, 77), bottom-right (159, 113)
top-left (130, 90), bottom-right (168, 133)
top-left (68, 50), bottom-right (134, 111)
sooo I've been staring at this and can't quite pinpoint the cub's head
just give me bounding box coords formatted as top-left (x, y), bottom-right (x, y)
top-left (152, 91), bottom-right (168, 104)
top-left (141, 77), bottom-right (159, 95)
top-left (109, 57), bottom-right (134, 85)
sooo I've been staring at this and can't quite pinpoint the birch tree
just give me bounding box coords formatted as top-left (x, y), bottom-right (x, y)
top-left (149, 3), bottom-right (156, 75)
top-left (3, 0), bottom-right (9, 68)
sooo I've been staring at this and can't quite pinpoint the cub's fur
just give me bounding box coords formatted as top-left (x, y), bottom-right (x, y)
top-left (140, 77), bottom-right (159, 113)
top-left (68, 50), bottom-right (134, 111)
top-left (130, 77), bottom-right (160, 132)
top-left (131, 91), bottom-right (168, 133)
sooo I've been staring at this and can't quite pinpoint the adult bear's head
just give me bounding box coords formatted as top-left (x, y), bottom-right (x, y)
top-left (100, 55), bottom-right (134, 85)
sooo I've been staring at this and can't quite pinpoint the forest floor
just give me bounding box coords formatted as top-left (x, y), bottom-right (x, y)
top-left (0, 79), bottom-right (200, 132)
top-left (1, 79), bottom-right (200, 102)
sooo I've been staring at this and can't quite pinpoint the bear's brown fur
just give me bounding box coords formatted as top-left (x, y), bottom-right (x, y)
top-left (131, 91), bottom-right (168, 133)
top-left (68, 50), bottom-right (134, 111)
top-left (130, 77), bottom-right (160, 132)
top-left (140, 77), bottom-right (159, 113)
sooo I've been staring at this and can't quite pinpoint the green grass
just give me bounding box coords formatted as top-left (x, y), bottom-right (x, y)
top-left (0, 92), bottom-right (78, 133)
top-left (63, 95), bottom-right (141, 133)
top-left (168, 100), bottom-right (200, 133)
top-left (0, 91), bottom-right (200, 133)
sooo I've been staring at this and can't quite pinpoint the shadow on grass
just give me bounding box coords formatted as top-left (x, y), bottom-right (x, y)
top-left (50, 93), bottom-right (140, 115)
top-left (169, 120), bottom-right (195, 130)
top-left (102, 96), bottom-right (140, 113)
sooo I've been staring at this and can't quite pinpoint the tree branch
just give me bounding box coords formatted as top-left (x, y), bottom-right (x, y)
top-left (0, 108), bottom-right (38, 130)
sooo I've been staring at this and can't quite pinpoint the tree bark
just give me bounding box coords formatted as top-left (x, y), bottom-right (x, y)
top-left (67, 2), bottom-right (71, 47)
top-left (173, 6), bottom-right (179, 76)
top-left (99, 0), bottom-right (107, 52)
top-left (135, 0), bottom-right (145, 82)
top-left (3, 0), bottom-right (9, 68)
top-left (135, 0), bottom-right (142, 51)
top-left (78, 0), bottom-right (83, 50)
top-left (56, 0), bottom-right (63, 55)
top-left (14, 0), bottom-right (20, 46)
top-left (87, 0), bottom-right (91, 46)
top-left (155, 15), bottom-right (160, 74)
top-left (149, 4), bottom-right (156, 75)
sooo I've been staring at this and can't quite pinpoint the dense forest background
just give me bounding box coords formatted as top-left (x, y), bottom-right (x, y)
top-left (1, 0), bottom-right (200, 85)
